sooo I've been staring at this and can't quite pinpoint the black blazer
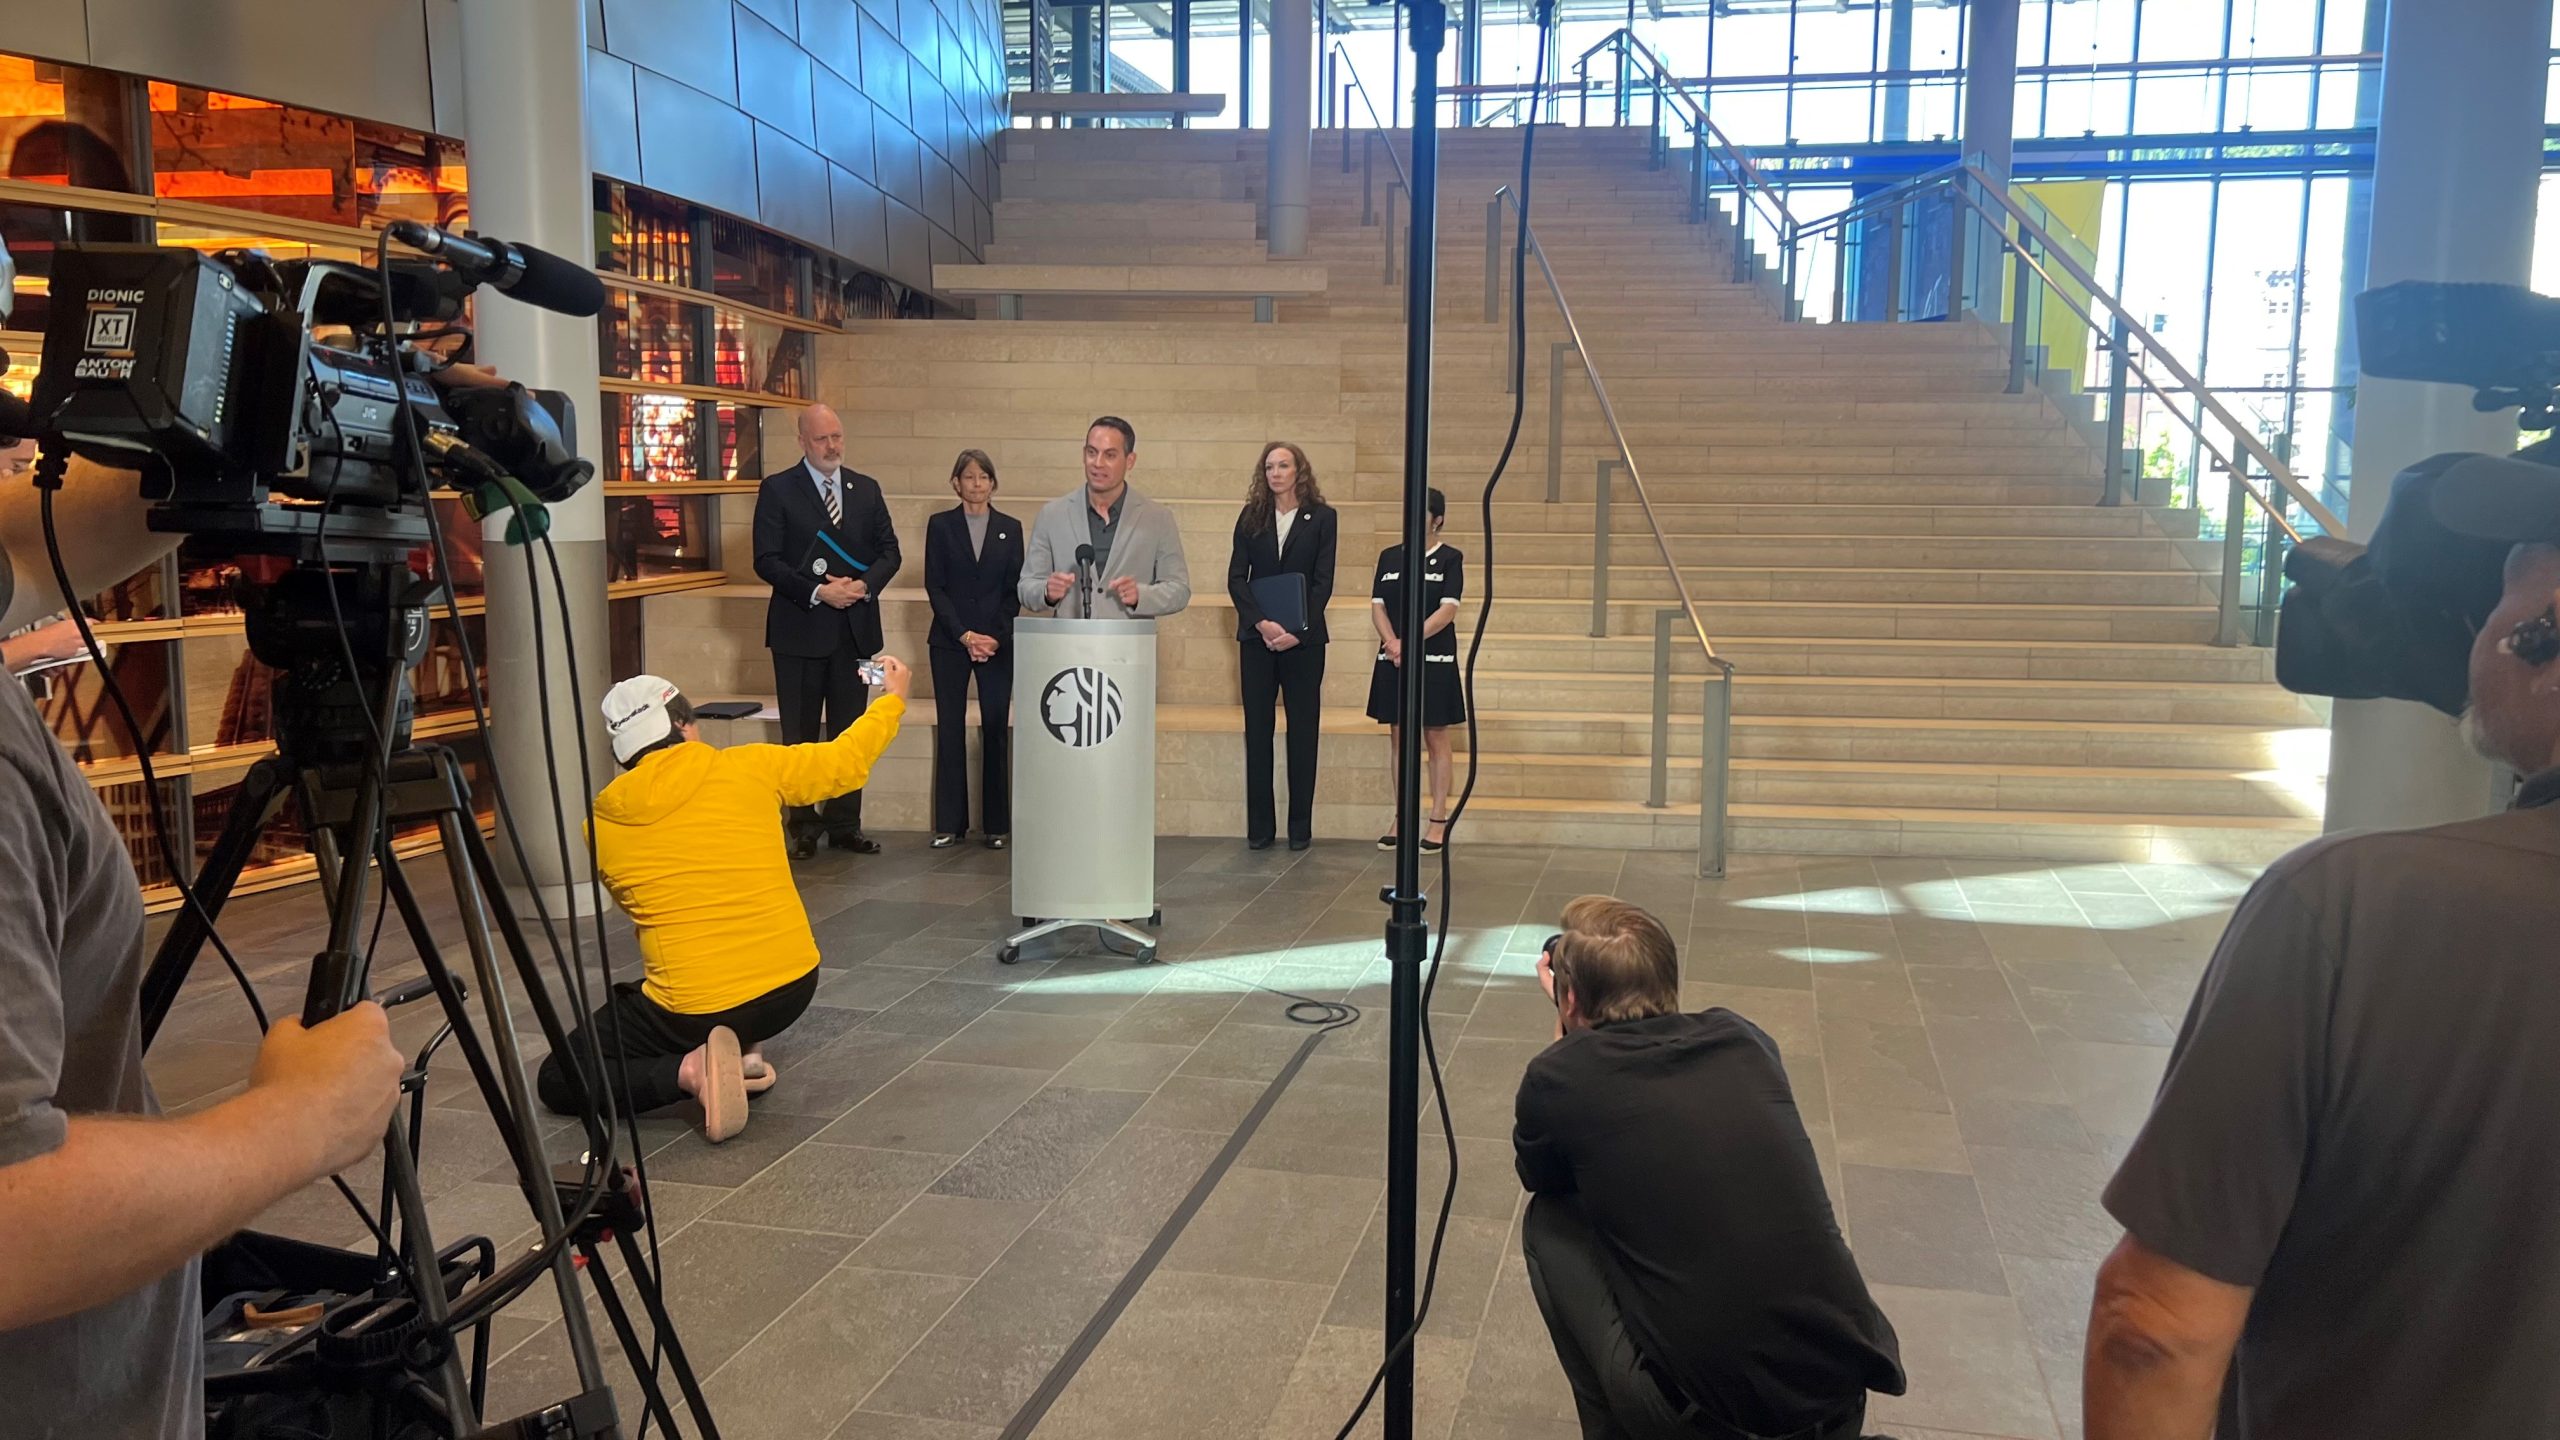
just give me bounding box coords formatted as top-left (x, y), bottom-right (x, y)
top-left (923, 505), bottom-right (1025, 653)
top-left (753, 460), bottom-right (902, 659)
top-left (1226, 501), bottom-right (1338, 644)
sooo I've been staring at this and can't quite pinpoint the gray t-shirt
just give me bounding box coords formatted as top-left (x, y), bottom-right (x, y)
top-left (2103, 773), bottom-right (2560, 1440)
top-left (0, 677), bottom-right (201, 1439)
top-left (965, 508), bottom-right (989, 560)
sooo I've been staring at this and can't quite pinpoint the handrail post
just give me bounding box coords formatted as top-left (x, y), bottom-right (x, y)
top-left (1698, 666), bottom-right (1731, 880)
top-left (1884, 201), bottom-right (1906, 322)
top-left (2213, 432), bottom-right (2249, 648)
top-left (1362, 133), bottom-right (1375, 224)
top-left (1384, 181), bottom-right (1401, 286)
top-left (1649, 608), bottom-right (1675, 809)
top-left (1830, 230), bottom-right (1846, 323)
top-left (1341, 87), bottom-right (1353, 171)
top-left (1547, 341), bottom-right (1573, 502)
top-left (1591, 459), bottom-right (1617, 637)
top-left (2100, 315), bottom-right (2131, 506)
top-left (1687, 138), bottom-right (1705, 224)
top-left (1576, 60), bottom-right (1590, 127)
top-left (1730, 189), bottom-right (1750, 286)
top-left (1485, 196), bottom-right (1502, 322)
top-left (2005, 232), bottom-right (2034, 394)
top-left (1945, 179), bottom-right (1969, 318)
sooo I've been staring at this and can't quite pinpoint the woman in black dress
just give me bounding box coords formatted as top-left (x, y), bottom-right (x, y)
top-left (1367, 487), bottom-right (1466, 853)
top-left (923, 448), bottom-right (1024, 849)
top-left (1228, 440), bottom-right (1338, 851)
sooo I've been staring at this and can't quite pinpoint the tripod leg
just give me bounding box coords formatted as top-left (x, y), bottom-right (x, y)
top-left (139, 755), bottom-right (292, 1045)
top-left (379, 1099), bottom-right (480, 1425)
top-left (376, 845), bottom-right (539, 1186)
top-left (578, 1238), bottom-right (686, 1438)
top-left (613, 1223), bottom-right (724, 1439)
top-left (423, 757), bottom-right (612, 1396)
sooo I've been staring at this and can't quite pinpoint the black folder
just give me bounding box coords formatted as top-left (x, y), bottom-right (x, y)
top-left (1251, 573), bottom-right (1311, 634)
top-left (798, 529), bottom-right (871, 583)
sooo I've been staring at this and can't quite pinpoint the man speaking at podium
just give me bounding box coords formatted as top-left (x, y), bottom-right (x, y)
top-left (1020, 417), bottom-right (1191, 620)
top-left (755, 403), bottom-right (901, 858)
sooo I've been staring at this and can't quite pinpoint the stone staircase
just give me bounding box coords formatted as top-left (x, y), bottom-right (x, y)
top-left (636, 125), bottom-right (2329, 863)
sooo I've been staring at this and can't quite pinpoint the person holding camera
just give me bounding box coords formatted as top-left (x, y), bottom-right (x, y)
top-left (2084, 476), bottom-right (2560, 1439)
top-left (923, 448), bottom-right (1022, 850)
top-left (1516, 897), bottom-right (1904, 1440)
top-left (1228, 440), bottom-right (1338, 852)
top-left (549, 659), bottom-right (910, 1144)
top-left (0, 460), bottom-right (406, 1439)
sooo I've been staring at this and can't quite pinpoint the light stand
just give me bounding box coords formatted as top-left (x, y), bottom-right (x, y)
top-left (1380, 0), bottom-right (1448, 1433)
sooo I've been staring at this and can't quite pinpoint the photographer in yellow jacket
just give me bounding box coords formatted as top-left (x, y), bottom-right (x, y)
top-left (536, 657), bottom-right (910, 1142)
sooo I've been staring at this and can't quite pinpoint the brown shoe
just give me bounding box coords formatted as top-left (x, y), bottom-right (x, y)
top-left (697, 1026), bottom-right (747, 1143)
top-left (743, 1057), bottom-right (780, 1096)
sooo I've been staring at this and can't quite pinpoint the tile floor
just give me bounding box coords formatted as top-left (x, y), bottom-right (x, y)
top-left (148, 836), bottom-right (2258, 1440)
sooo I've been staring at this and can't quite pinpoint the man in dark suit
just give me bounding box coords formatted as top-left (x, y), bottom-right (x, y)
top-left (752, 403), bottom-right (902, 857)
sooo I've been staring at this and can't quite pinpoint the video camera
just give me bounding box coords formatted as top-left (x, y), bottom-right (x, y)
top-left (2276, 280), bottom-right (2560, 716)
top-left (20, 227), bottom-right (599, 562)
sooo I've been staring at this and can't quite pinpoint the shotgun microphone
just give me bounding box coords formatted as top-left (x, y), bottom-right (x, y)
top-left (385, 221), bottom-right (607, 318)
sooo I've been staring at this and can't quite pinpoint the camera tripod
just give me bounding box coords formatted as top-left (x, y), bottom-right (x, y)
top-left (138, 559), bottom-right (720, 1439)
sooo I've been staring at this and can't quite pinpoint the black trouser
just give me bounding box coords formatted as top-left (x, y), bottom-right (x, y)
top-left (773, 647), bottom-right (869, 840)
top-left (1239, 638), bottom-right (1326, 844)
top-left (929, 644), bottom-right (1013, 837)
top-left (536, 969), bottom-right (819, 1117)
top-left (1522, 1195), bottom-right (1867, 1440)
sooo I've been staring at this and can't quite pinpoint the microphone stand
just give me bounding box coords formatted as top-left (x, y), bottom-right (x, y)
top-left (1380, 2), bottom-right (1447, 1436)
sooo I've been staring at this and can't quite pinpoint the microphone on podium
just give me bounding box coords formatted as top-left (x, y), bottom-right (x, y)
top-left (1074, 543), bottom-right (1097, 618)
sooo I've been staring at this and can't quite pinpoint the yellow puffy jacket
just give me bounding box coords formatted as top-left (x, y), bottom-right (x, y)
top-left (591, 695), bottom-right (904, 1014)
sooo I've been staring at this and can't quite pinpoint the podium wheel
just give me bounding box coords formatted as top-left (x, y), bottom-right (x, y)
top-left (998, 944), bottom-right (1023, 966)
top-left (1135, 946), bottom-right (1158, 965)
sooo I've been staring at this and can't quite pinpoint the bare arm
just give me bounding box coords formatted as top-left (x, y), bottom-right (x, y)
top-left (2084, 1233), bottom-right (2252, 1440)
top-left (0, 456), bottom-right (169, 635)
top-left (0, 1009), bottom-right (402, 1332)
top-left (1421, 599), bottom-right (1458, 640)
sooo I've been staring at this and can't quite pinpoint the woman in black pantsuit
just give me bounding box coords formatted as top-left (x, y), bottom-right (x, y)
top-left (1367, 487), bottom-right (1467, 854)
top-left (924, 449), bottom-right (1023, 849)
top-left (1228, 440), bottom-right (1338, 851)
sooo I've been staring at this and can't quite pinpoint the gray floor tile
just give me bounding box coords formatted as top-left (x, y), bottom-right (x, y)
top-left (1100, 990), bottom-right (1246, 1045)
top-left (2040, 1037), bottom-right (2170, 1138)
top-left (1967, 1145), bottom-right (2125, 1264)
top-left (814, 1061), bottom-right (1051, 1154)
top-left (1177, 1017), bottom-right (1326, 1080)
top-left (815, 964), bottom-right (943, 1012)
top-left (1928, 1016), bottom-right (2069, 1106)
top-left (927, 1008), bottom-right (1113, 1070)
top-left (637, 1112), bottom-right (834, 1189)
top-left (1457, 1254), bottom-right (1583, 1427)
top-left (705, 1142), bottom-right (954, 1237)
top-left (627, 1219), bottom-right (857, 1374)
top-left (1052, 1038), bottom-right (1196, 1091)
top-left (1323, 1209), bottom-right (1513, 1341)
top-left (1440, 1036), bottom-right (1549, 1140)
top-left (862, 1225), bottom-right (1151, 1425)
top-left (701, 1265), bottom-right (971, 1437)
top-left (1042, 1123), bottom-right (1233, 1238)
top-left (1841, 1163), bottom-right (2009, 1296)
top-left (1129, 1073), bottom-right (1269, 1132)
top-left (851, 1193), bottom-right (1045, 1277)
top-left (1953, 1096), bottom-right (2095, 1154)
top-left (1162, 1165), bottom-right (1382, 1282)
top-left (752, 1029), bottom-right (943, 1120)
top-left (828, 1411), bottom-right (999, 1439)
top-left (859, 979), bottom-right (1009, 1038)
top-left (1834, 1104), bottom-right (1972, 1174)
top-left (1820, 1015), bottom-right (1951, 1114)
top-left (928, 1084), bottom-right (1149, 1202)
top-left (1031, 1270), bottom-right (1333, 1438)
top-left (1866, 1284), bottom-right (2064, 1440)
top-left (1259, 1324), bottom-right (1472, 1440)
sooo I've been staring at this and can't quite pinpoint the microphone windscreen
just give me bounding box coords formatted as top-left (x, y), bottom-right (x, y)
top-left (504, 243), bottom-right (608, 318)
top-left (1075, 544), bottom-right (1096, 564)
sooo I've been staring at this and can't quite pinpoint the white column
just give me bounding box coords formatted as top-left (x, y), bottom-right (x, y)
top-left (1267, 0), bottom-right (1315, 257)
top-left (1958, 0), bottom-right (2019, 183)
top-left (458, 0), bottom-right (611, 905)
top-left (2326, 0), bottom-right (2552, 834)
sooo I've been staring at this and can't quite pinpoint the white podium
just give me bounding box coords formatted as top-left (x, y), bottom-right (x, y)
top-left (1000, 617), bottom-right (1162, 965)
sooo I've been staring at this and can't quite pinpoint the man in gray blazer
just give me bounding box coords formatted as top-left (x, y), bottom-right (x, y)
top-left (1019, 417), bottom-right (1193, 620)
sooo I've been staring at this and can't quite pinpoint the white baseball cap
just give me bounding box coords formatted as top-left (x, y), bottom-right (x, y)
top-left (602, 674), bottom-right (683, 764)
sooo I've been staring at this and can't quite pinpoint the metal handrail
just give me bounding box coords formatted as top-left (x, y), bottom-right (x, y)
top-left (1491, 183), bottom-right (1735, 874)
top-left (1333, 44), bottom-right (1410, 192)
top-left (1576, 28), bottom-right (1798, 236)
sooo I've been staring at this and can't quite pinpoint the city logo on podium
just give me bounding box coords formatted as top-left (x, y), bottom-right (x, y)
top-left (1040, 666), bottom-right (1123, 748)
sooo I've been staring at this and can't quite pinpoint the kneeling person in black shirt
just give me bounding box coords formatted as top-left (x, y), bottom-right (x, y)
top-left (1514, 897), bottom-right (1905, 1440)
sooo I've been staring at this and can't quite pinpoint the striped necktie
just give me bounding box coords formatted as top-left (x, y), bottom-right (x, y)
top-left (822, 472), bottom-right (842, 527)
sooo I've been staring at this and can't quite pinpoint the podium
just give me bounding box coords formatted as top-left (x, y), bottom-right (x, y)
top-left (1000, 617), bottom-right (1161, 965)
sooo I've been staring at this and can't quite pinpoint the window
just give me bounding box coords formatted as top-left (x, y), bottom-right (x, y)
top-left (148, 82), bottom-right (466, 230)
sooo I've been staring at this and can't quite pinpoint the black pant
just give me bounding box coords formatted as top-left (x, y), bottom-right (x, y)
top-left (1240, 639), bottom-right (1326, 844)
top-left (773, 648), bottom-right (870, 840)
top-left (1522, 1196), bottom-right (1868, 1440)
top-left (929, 644), bottom-right (1013, 837)
top-left (536, 970), bottom-right (819, 1117)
